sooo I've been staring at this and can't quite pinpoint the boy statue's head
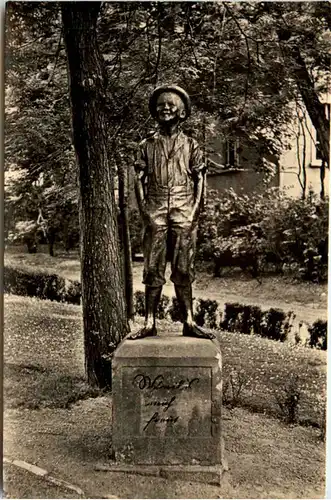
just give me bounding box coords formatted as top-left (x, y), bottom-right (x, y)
top-left (149, 85), bottom-right (191, 126)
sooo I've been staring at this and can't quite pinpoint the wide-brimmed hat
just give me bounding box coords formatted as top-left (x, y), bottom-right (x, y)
top-left (149, 85), bottom-right (191, 119)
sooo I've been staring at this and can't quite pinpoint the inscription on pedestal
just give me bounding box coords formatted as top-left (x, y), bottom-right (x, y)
top-left (112, 337), bottom-right (223, 466)
top-left (121, 367), bottom-right (212, 437)
top-left (122, 367), bottom-right (211, 437)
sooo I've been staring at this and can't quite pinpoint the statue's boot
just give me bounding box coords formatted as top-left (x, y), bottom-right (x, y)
top-left (174, 284), bottom-right (216, 340)
top-left (183, 322), bottom-right (216, 340)
top-left (127, 325), bottom-right (157, 340)
top-left (127, 285), bottom-right (162, 341)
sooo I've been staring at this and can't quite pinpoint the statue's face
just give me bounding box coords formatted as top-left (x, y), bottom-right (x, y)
top-left (156, 92), bottom-right (186, 124)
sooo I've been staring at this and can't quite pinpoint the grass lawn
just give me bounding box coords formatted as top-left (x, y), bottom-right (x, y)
top-left (5, 247), bottom-right (81, 282)
top-left (4, 293), bottom-right (326, 498)
top-left (5, 248), bottom-right (328, 313)
top-left (4, 294), bottom-right (326, 429)
top-left (4, 248), bottom-right (328, 356)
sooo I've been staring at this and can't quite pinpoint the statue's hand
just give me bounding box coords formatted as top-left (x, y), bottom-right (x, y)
top-left (142, 210), bottom-right (152, 225)
top-left (189, 205), bottom-right (200, 228)
top-left (140, 203), bottom-right (156, 228)
top-left (139, 200), bottom-right (149, 219)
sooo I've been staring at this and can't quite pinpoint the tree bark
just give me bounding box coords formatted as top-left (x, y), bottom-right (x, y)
top-left (117, 155), bottom-right (134, 320)
top-left (320, 159), bottom-right (326, 201)
top-left (48, 227), bottom-right (56, 257)
top-left (62, 2), bottom-right (128, 388)
top-left (279, 37), bottom-right (330, 166)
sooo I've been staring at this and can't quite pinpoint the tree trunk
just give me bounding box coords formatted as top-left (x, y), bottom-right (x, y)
top-left (117, 155), bottom-right (134, 320)
top-left (320, 159), bottom-right (326, 201)
top-left (62, 2), bottom-right (129, 388)
top-left (279, 38), bottom-right (330, 166)
top-left (48, 227), bottom-right (56, 257)
top-left (25, 234), bottom-right (37, 254)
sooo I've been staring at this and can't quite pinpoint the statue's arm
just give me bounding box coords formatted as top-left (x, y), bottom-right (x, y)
top-left (134, 170), bottom-right (147, 215)
top-left (190, 140), bottom-right (206, 223)
top-left (134, 141), bottom-right (150, 220)
top-left (192, 169), bottom-right (204, 220)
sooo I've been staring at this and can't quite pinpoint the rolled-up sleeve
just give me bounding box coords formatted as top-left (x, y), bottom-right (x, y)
top-left (134, 140), bottom-right (148, 177)
top-left (189, 138), bottom-right (206, 176)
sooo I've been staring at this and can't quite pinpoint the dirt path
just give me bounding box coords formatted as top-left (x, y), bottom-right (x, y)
top-left (5, 252), bottom-right (327, 328)
top-left (132, 264), bottom-right (328, 338)
top-left (3, 398), bottom-right (325, 499)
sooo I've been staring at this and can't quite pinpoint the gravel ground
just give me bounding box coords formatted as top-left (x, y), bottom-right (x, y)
top-left (3, 252), bottom-right (327, 498)
top-left (3, 399), bottom-right (325, 499)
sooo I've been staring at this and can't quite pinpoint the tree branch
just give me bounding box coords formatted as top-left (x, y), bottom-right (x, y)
top-left (223, 3), bottom-right (251, 118)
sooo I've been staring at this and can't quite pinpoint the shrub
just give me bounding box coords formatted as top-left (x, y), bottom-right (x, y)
top-left (63, 280), bottom-right (81, 305)
top-left (260, 309), bottom-right (294, 342)
top-left (222, 369), bottom-right (250, 408)
top-left (197, 188), bottom-right (329, 282)
top-left (168, 297), bottom-right (183, 323)
top-left (194, 299), bottom-right (219, 328)
top-left (3, 265), bottom-right (81, 304)
top-left (197, 188), bottom-right (280, 277)
top-left (221, 303), bottom-right (263, 335)
top-left (273, 375), bottom-right (301, 424)
top-left (221, 302), bottom-right (293, 342)
top-left (157, 294), bottom-right (170, 319)
top-left (278, 191), bottom-right (328, 282)
top-left (308, 319), bottom-right (327, 350)
top-left (134, 290), bottom-right (145, 316)
top-left (133, 291), bottom-right (170, 320)
top-left (244, 305), bottom-right (263, 336)
top-left (220, 303), bottom-right (244, 332)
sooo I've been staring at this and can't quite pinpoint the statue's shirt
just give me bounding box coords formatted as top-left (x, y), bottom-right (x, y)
top-left (135, 131), bottom-right (205, 193)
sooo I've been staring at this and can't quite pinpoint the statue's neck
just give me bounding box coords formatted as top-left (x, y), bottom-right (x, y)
top-left (159, 122), bottom-right (180, 137)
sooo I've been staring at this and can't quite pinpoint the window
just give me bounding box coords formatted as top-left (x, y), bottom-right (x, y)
top-left (225, 138), bottom-right (240, 168)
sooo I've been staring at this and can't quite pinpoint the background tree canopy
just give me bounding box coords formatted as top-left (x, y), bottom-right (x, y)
top-left (5, 1), bottom-right (330, 388)
top-left (5, 0), bottom-right (330, 250)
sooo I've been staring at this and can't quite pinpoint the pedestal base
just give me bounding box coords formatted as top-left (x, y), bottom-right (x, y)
top-left (95, 461), bottom-right (229, 486)
top-left (112, 334), bottom-right (225, 477)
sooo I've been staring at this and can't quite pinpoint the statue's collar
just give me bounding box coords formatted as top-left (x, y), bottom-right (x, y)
top-left (155, 129), bottom-right (184, 141)
top-left (154, 130), bottom-right (185, 149)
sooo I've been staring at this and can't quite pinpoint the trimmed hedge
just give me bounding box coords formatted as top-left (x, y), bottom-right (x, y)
top-left (308, 320), bottom-right (327, 350)
top-left (4, 266), bottom-right (326, 350)
top-left (4, 265), bottom-right (81, 305)
top-left (220, 303), bottom-right (294, 342)
top-left (133, 291), bottom-right (325, 349)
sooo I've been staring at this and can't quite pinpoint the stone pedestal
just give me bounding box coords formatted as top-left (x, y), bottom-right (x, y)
top-left (111, 334), bottom-right (227, 484)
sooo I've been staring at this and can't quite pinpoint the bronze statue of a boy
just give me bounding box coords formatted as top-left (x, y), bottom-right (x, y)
top-left (129, 85), bottom-right (214, 340)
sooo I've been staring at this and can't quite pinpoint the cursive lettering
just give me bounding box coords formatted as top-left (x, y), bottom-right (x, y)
top-left (133, 374), bottom-right (199, 391)
top-left (143, 412), bottom-right (179, 431)
top-left (145, 395), bottom-right (176, 412)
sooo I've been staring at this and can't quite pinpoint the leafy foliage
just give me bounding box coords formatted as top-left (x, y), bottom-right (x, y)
top-left (5, 2), bottom-right (330, 253)
top-left (220, 302), bottom-right (295, 342)
top-left (221, 303), bottom-right (263, 335)
top-left (308, 319), bottom-right (327, 350)
top-left (274, 374), bottom-right (302, 424)
top-left (260, 309), bottom-right (295, 343)
top-left (198, 188), bottom-right (329, 282)
top-left (5, 2), bottom-right (77, 251)
top-left (4, 265), bottom-right (81, 304)
top-left (223, 369), bottom-right (250, 409)
top-left (193, 298), bottom-right (219, 329)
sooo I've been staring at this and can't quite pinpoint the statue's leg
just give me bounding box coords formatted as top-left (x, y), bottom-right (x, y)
top-left (171, 224), bottom-right (215, 340)
top-left (128, 212), bottom-right (167, 340)
top-left (174, 284), bottom-right (215, 339)
top-left (127, 285), bottom-right (162, 339)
